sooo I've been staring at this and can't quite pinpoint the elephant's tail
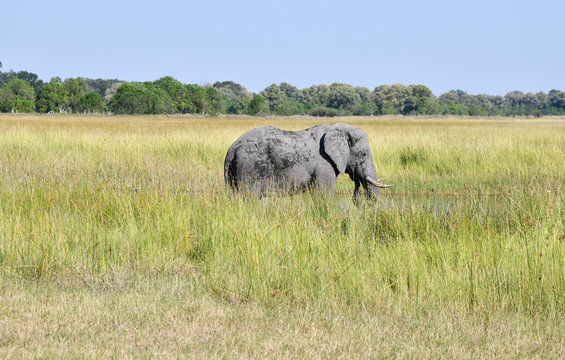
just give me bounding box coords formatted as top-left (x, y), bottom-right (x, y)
top-left (224, 149), bottom-right (237, 190)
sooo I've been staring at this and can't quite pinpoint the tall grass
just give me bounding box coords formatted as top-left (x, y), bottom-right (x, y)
top-left (0, 115), bottom-right (563, 316)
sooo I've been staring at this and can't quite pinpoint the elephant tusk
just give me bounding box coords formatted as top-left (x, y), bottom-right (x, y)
top-left (365, 176), bottom-right (393, 188)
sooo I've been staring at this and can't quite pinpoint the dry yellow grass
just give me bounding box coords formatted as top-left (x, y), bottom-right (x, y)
top-left (2, 276), bottom-right (565, 359)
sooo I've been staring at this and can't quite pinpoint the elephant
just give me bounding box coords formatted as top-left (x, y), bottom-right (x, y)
top-left (224, 123), bottom-right (391, 201)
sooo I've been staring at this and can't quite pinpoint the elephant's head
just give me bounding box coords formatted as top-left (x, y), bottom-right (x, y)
top-left (323, 123), bottom-right (391, 200)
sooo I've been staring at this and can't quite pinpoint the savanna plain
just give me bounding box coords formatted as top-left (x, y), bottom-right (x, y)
top-left (0, 114), bottom-right (564, 358)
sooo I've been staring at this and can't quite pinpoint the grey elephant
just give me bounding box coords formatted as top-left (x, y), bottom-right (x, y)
top-left (224, 123), bottom-right (391, 200)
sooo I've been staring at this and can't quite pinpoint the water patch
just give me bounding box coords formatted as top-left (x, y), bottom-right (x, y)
top-left (378, 195), bottom-right (460, 217)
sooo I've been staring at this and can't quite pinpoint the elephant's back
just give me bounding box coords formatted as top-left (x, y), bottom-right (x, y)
top-left (225, 125), bottom-right (314, 173)
top-left (228, 126), bottom-right (276, 153)
top-left (225, 127), bottom-right (276, 169)
top-left (238, 126), bottom-right (281, 141)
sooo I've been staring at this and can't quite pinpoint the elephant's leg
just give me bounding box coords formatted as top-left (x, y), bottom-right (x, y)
top-left (312, 167), bottom-right (337, 196)
top-left (352, 179), bottom-right (361, 203)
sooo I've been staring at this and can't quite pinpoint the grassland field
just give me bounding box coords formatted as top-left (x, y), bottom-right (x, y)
top-left (0, 114), bottom-right (564, 358)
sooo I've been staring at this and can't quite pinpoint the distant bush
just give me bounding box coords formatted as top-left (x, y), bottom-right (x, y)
top-left (76, 92), bottom-right (106, 113)
top-left (204, 87), bottom-right (228, 115)
top-left (273, 99), bottom-right (306, 116)
top-left (228, 96), bottom-right (252, 115)
top-left (247, 94), bottom-right (268, 115)
top-left (352, 101), bottom-right (377, 116)
top-left (310, 106), bottom-right (339, 117)
top-left (109, 83), bottom-right (151, 115)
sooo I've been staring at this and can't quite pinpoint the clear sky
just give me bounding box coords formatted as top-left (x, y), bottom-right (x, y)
top-left (1, 0), bottom-right (564, 95)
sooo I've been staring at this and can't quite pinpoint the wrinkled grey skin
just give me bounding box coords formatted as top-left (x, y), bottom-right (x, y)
top-left (224, 123), bottom-right (387, 201)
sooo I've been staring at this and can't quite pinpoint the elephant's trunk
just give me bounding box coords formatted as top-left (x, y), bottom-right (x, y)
top-left (364, 182), bottom-right (379, 200)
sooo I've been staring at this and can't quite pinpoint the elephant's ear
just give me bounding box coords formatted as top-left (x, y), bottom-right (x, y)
top-left (323, 127), bottom-right (350, 174)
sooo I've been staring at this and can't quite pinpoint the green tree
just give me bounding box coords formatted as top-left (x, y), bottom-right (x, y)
top-left (438, 90), bottom-right (508, 116)
top-left (153, 76), bottom-right (188, 112)
top-left (153, 78), bottom-right (228, 114)
top-left (373, 84), bottom-right (410, 114)
top-left (261, 84), bottom-right (286, 112)
top-left (36, 82), bottom-right (69, 113)
top-left (300, 85), bottom-right (329, 105)
top-left (548, 90), bottom-right (565, 109)
top-left (437, 90), bottom-right (459, 104)
top-left (0, 78), bottom-right (36, 112)
top-left (0, 68), bottom-right (17, 89)
top-left (13, 71), bottom-right (44, 95)
top-left (76, 92), bottom-right (106, 113)
top-left (404, 85), bottom-right (435, 115)
top-left (327, 83), bottom-right (361, 111)
top-left (84, 78), bottom-right (123, 97)
top-left (108, 82), bottom-right (151, 114)
top-left (212, 81), bottom-right (250, 101)
top-left (310, 106), bottom-right (339, 117)
top-left (0, 69), bottom-right (44, 94)
top-left (144, 84), bottom-right (174, 114)
top-left (184, 84), bottom-right (208, 114)
top-left (63, 78), bottom-right (88, 113)
top-left (279, 82), bottom-right (300, 99)
top-left (273, 98), bottom-right (306, 115)
top-left (521, 92), bottom-right (540, 108)
top-left (104, 82), bottom-right (123, 103)
top-left (205, 86), bottom-right (227, 115)
top-left (352, 101), bottom-right (377, 116)
top-left (535, 92), bottom-right (549, 109)
top-left (504, 91), bottom-right (525, 107)
top-left (247, 94), bottom-right (268, 115)
top-left (228, 96), bottom-right (252, 114)
top-left (355, 86), bottom-right (372, 102)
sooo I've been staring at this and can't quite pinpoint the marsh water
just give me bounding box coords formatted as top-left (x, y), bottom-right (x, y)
top-left (377, 193), bottom-right (500, 212)
top-left (330, 190), bottom-right (560, 222)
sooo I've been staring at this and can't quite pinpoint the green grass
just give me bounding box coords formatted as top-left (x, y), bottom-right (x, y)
top-left (0, 114), bottom-right (564, 357)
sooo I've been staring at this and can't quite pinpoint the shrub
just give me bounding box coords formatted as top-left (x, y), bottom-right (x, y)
top-left (310, 106), bottom-right (339, 117)
top-left (76, 92), bottom-right (106, 113)
top-left (273, 99), bottom-right (306, 116)
top-left (109, 83), bottom-right (149, 114)
top-left (247, 94), bottom-right (268, 115)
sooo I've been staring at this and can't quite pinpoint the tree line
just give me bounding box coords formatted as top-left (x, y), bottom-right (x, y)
top-left (1, 62), bottom-right (564, 116)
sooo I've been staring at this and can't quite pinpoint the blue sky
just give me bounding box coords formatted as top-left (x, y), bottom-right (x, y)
top-left (1, 0), bottom-right (564, 95)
